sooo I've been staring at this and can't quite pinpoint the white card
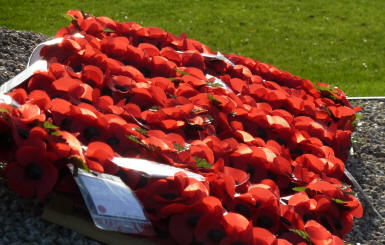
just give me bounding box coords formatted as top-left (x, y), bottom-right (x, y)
top-left (72, 167), bottom-right (153, 234)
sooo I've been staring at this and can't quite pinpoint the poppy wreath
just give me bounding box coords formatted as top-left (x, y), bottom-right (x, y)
top-left (0, 10), bottom-right (364, 245)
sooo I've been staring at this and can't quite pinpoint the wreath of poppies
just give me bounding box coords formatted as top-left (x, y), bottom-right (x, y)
top-left (0, 10), bottom-right (364, 245)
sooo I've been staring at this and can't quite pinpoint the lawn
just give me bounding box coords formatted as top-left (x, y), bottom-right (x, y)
top-left (0, 0), bottom-right (384, 96)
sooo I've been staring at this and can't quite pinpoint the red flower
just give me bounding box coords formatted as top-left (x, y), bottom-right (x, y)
top-left (86, 141), bottom-right (119, 174)
top-left (4, 146), bottom-right (58, 200)
top-left (219, 212), bottom-right (254, 245)
top-left (163, 196), bottom-right (224, 245)
top-left (305, 220), bottom-right (345, 245)
top-left (136, 172), bottom-right (209, 219)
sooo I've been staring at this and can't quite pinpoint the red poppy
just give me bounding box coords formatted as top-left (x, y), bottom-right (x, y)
top-left (4, 146), bottom-right (58, 200)
top-left (85, 141), bottom-right (119, 174)
top-left (136, 172), bottom-right (209, 219)
top-left (219, 212), bottom-right (255, 245)
top-left (304, 220), bottom-right (345, 245)
top-left (49, 130), bottom-right (84, 163)
top-left (194, 210), bottom-right (227, 245)
top-left (160, 47), bottom-right (182, 66)
top-left (81, 65), bottom-right (104, 87)
top-left (163, 196), bottom-right (224, 245)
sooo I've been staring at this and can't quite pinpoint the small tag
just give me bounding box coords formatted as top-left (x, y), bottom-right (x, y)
top-left (0, 60), bottom-right (48, 94)
top-left (112, 157), bottom-right (205, 181)
top-left (0, 94), bottom-right (19, 107)
top-left (205, 74), bottom-right (233, 93)
top-left (201, 52), bottom-right (235, 66)
top-left (71, 166), bottom-right (154, 235)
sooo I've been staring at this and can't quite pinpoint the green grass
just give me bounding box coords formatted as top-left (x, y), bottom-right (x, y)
top-left (1, 0), bottom-right (384, 96)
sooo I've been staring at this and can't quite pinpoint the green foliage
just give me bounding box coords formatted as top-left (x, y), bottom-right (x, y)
top-left (193, 156), bottom-right (212, 169)
top-left (289, 229), bottom-right (314, 244)
top-left (135, 127), bottom-right (148, 136)
top-left (207, 94), bottom-right (221, 107)
top-left (42, 121), bottom-right (61, 136)
top-left (173, 143), bottom-right (188, 152)
top-left (0, 0), bottom-right (384, 96)
top-left (68, 156), bottom-right (90, 176)
top-left (175, 68), bottom-right (191, 76)
top-left (126, 135), bottom-right (142, 145)
top-left (292, 186), bottom-right (307, 192)
top-left (0, 108), bottom-right (9, 113)
top-left (332, 198), bottom-right (347, 205)
top-left (207, 80), bottom-right (224, 88)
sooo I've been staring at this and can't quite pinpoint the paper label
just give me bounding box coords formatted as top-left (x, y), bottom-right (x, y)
top-left (112, 157), bottom-right (205, 181)
top-left (79, 172), bottom-right (147, 219)
top-left (205, 74), bottom-right (233, 93)
top-left (72, 167), bottom-right (154, 235)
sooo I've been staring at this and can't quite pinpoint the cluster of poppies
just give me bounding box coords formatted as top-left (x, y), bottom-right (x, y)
top-left (0, 10), bottom-right (364, 245)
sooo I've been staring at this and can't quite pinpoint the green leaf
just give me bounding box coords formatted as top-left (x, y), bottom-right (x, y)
top-left (127, 135), bottom-right (142, 145)
top-left (103, 28), bottom-right (115, 33)
top-left (0, 108), bottom-right (9, 113)
top-left (207, 94), bottom-right (222, 107)
top-left (168, 78), bottom-right (178, 82)
top-left (315, 84), bottom-right (340, 102)
top-left (293, 186), bottom-right (308, 192)
top-left (50, 131), bottom-right (61, 136)
top-left (322, 106), bottom-right (334, 118)
top-left (68, 156), bottom-right (90, 176)
top-left (43, 121), bottom-right (59, 129)
top-left (343, 191), bottom-right (355, 196)
top-left (62, 13), bottom-right (73, 22)
top-left (207, 81), bottom-right (224, 88)
top-left (41, 121), bottom-right (61, 136)
top-left (173, 143), bottom-right (188, 152)
top-left (332, 198), bottom-right (347, 205)
top-left (135, 127), bottom-right (148, 136)
top-left (352, 113), bottom-right (362, 127)
top-left (193, 156), bottom-right (212, 169)
top-left (315, 84), bottom-right (338, 94)
top-left (175, 68), bottom-right (191, 76)
top-left (289, 229), bottom-right (313, 244)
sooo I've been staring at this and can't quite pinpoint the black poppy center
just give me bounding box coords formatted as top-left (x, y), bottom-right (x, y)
top-left (321, 216), bottom-right (332, 231)
top-left (106, 137), bottom-right (120, 146)
top-left (24, 163), bottom-right (43, 180)
top-left (246, 165), bottom-right (255, 177)
top-left (134, 174), bottom-right (148, 189)
top-left (303, 213), bottom-right (314, 223)
top-left (160, 192), bottom-right (178, 200)
top-left (187, 215), bottom-right (200, 228)
top-left (73, 64), bottom-right (82, 73)
top-left (332, 217), bottom-right (343, 230)
top-left (17, 128), bottom-right (29, 139)
top-left (256, 215), bottom-right (274, 229)
top-left (235, 203), bottom-right (250, 219)
top-left (139, 67), bottom-right (151, 78)
top-left (114, 84), bottom-right (129, 92)
top-left (83, 126), bottom-right (100, 141)
top-left (232, 242), bottom-right (247, 245)
top-left (208, 229), bottom-right (226, 243)
top-left (256, 128), bottom-right (267, 139)
top-left (61, 118), bottom-right (72, 131)
top-left (290, 148), bottom-right (303, 156)
top-left (280, 216), bottom-right (292, 226)
top-left (0, 131), bottom-right (13, 147)
top-left (101, 87), bottom-right (112, 96)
